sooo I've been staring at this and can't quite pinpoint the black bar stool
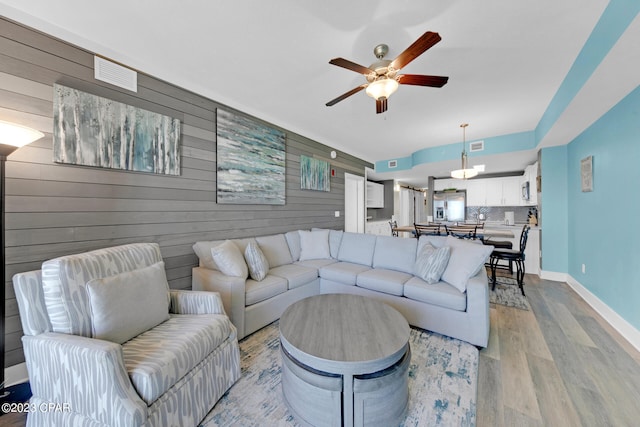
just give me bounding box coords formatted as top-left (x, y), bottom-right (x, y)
top-left (489, 225), bottom-right (530, 296)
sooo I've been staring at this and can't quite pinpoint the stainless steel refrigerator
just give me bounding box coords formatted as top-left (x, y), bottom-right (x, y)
top-left (433, 190), bottom-right (466, 222)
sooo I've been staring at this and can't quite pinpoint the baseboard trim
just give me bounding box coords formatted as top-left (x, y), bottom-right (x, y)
top-left (4, 363), bottom-right (28, 387)
top-left (539, 270), bottom-right (568, 282)
top-left (566, 275), bottom-right (640, 353)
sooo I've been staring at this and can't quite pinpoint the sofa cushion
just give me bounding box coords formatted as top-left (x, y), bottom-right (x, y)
top-left (122, 313), bottom-right (232, 405)
top-left (211, 240), bottom-right (248, 278)
top-left (86, 261), bottom-right (170, 344)
top-left (441, 236), bottom-right (493, 293)
top-left (414, 243), bottom-right (451, 284)
top-left (295, 258), bottom-right (338, 269)
top-left (41, 243), bottom-right (163, 337)
top-left (372, 235), bottom-right (417, 274)
top-left (319, 261), bottom-right (371, 285)
top-left (244, 242), bottom-right (270, 281)
top-left (245, 275), bottom-right (288, 306)
top-left (403, 277), bottom-right (467, 311)
top-left (269, 264), bottom-right (318, 290)
top-left (256, 234), bottom-right (294, 268)
top-left (417, 235), bottom-right (448, 251)
top-left (356, 268), bottom-right (412, 296)
top-left (299, 229), bottom-right (331, 261)
top-left (285, 230), bottom-right (302, 262)
top-left (193, 240), bottom-right (223, 270)
top-left (337, 232), bottom-right (377, 266)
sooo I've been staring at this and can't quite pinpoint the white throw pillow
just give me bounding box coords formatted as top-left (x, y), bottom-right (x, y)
top-left (86, 261), bottom-right (170, 344)
top-left (414, 243), bottom-right (451, 284)
top-left (441, 236), bottom-right (493, 293)
top-left (299, 229), bottom-right (331, 261)
top-left (211, 240), bottom-right (248, 278)
top-left (244, 242), bottom-right (270, 281)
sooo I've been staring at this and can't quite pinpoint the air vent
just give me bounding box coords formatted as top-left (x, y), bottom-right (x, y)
top-left (388, 160), bottom-right (398, 168)
top-left (469, 140), bottom-right (484, 152)
top-left (94, 56), bottom-right (138, 92)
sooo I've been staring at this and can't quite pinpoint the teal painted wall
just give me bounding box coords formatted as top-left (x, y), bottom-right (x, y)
top-left (567, 84), bottom-right (640, 329)
top-left (540, 146), bottom-right (568, 274)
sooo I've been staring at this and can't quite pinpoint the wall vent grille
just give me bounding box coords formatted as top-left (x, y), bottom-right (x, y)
top-left (469, 140), bottom-right (484, 152)
top-left (94, 56), bottom-right (138, 92)
top-left (388, 160), bottom-right (398, 168)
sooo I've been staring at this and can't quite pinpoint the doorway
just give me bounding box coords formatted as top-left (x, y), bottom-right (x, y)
top-left (344, 173), bottom-right (364, 233)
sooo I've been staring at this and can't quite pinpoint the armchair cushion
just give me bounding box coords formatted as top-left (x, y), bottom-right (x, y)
top-left (169, 290), bottom-right (226, 315)
top-left (86, 261), bottom-right (170, 344)
top-left (122, 314), bottom-right (233, 405)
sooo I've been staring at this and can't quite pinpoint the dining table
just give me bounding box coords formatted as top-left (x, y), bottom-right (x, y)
top-left (392, 224), bottom-right (515, 239)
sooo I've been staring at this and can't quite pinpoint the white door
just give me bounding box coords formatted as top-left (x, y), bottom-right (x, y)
top-left (399, 188), bottom-right (414, 226)
top-left (345, 173), bottom-right (365, 233)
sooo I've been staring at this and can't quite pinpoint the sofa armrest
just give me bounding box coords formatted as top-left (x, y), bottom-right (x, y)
top-left (23, 333), bottom-right (146, 427)
top-left (169, 289), bottom-right (226, 315)
top-left (192, 266), bottom-right (247, 337)
top-left (465, 270), bottom-right (490, 347)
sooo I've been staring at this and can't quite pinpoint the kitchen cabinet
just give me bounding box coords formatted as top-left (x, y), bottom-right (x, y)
top-left (433, 178), bottom-right (464, 191)
top-left (366, 181), bottom-right (384, 208)
top-left (466, 180), bottom-right (486, 206)
top-left (485, 176), bottom-right (521, 206)
top-left (365, 220), bottom-right (392, 236)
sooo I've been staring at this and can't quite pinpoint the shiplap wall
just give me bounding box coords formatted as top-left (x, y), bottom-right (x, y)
top-left (0, 18), bottom-right (371, 368)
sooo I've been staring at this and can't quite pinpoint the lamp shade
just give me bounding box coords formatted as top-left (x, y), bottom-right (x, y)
top-left (450, 168), bottom-right (478, 179)
top-left (365, 78), bottom-right (399, 100)
top-left (0, 120), bottom-right (44, 157)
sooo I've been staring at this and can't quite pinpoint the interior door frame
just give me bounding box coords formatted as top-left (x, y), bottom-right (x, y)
top-left (344, 172), bottom-right (365, 233)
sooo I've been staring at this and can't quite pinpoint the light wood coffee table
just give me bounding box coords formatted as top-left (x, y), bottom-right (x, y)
top-left (279, 293), bottom-right (410, 427)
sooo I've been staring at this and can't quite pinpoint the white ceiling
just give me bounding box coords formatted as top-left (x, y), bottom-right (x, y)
top-left (1, 0), bottom-right (638, 187)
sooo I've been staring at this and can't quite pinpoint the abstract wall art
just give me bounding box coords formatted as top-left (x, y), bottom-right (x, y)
top-left (300, 155), bottom-right (330, 192)
top-left (216, 109), bottom-right (286, 205)
top-left (53, 84), bottom-right (181, 175)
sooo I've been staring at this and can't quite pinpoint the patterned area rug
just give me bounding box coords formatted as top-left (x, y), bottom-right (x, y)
top-left (201, 321), bottom-right (478, 427)
top-left (490, 277), bottom-right (530, 310)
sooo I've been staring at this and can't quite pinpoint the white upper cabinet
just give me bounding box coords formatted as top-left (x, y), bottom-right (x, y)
top-left (366, 181), bottom-right (384, 208)
top-left (484, 176), bottom-right (522, 206)
top-left (466, 180), bottom-right (486, 206)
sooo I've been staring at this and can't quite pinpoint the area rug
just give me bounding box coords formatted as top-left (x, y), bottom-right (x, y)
top-left (490, 277), bottom-right (530, 310)
top-left (200, 321), bottom-right (478, 427)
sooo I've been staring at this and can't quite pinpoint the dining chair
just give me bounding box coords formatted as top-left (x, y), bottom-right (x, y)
top-left (389, 220), bottom-right (399, 237)
top-left (414, 223), bottom-right (441, 237)
top-left (489, 224), bottom-right (530, 296)
top-left (445, 224), bottom-right (477, 240)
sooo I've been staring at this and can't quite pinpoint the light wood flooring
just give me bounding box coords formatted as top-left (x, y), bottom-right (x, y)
top-left (478, 273), bottom-right (640, 426)
top-left (2, 274), bottom-right (639, 426)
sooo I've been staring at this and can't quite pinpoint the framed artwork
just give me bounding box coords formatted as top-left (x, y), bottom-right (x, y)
top-left (581, 155), bottom-right (593, 192)
top-left (216, 109), bottom-right (286, 204)
top-left (53, 84), bottom-right (181, 175)
top-left (300, 155), bottom-right (330, 192)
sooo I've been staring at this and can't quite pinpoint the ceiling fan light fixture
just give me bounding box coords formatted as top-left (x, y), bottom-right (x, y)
top-left (451, 123), bottom-right (479, 180)
top-left (365, 77), bottom-right (398, 100)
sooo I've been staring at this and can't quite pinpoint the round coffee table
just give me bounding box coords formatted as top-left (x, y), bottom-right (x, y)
top-left (279, 293), bottom-right (410, 427)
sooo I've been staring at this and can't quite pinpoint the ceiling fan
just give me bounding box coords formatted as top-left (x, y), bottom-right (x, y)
top-left (326, 31), bottom-right (449, 114)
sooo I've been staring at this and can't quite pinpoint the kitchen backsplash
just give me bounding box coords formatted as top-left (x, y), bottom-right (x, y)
top-left (466, 206), bottom-right (535, 224)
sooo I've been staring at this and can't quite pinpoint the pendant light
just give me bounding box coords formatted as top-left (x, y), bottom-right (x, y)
top-left (450, 123), bottom-right (478, 179)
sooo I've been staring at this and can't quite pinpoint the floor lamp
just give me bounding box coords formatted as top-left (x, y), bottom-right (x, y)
top-left (0, 120), bottom-right (44, 402)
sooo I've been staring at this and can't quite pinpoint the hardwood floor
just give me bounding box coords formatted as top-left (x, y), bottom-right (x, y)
top-left (3, 274), bottom-right (639, 426)
top-left (478, 273), bottom-right (640, 427)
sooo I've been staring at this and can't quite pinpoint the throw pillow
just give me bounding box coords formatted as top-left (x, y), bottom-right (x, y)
top-left (441, 236), bottom-right (493, 293)
top-left (86, 261), bottom-right (170, 344)
top-left (299, 229), bottom-right (331, 260)
top-left (211, 240), bottom-right (248, 278)
top-left (414, 243), bottom-right (451, 284)
top-left (244, 242), bottom-right (270, 281)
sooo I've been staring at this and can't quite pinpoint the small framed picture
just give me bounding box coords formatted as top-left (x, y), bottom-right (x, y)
top-left (581, 156), bottom-right (593, 192)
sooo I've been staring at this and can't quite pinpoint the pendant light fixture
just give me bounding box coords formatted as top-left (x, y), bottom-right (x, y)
top-left (450, 123), bottom-right (478, 179)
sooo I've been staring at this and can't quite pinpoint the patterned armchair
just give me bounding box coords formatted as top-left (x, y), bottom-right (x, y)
top-left (13, 243), bottom-right (241, 427)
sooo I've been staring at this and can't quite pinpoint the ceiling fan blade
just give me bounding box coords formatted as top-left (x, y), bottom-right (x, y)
top-left (376, 98), bottom-right (388, 114)
top-left (390, 31), bottom-right (442, 71)
top-left (329, 58), bottom-right (375, 75)
top-left (397, 74), bottom-right (449, 87)
top-left (326, 84), bottom-right (367, 107)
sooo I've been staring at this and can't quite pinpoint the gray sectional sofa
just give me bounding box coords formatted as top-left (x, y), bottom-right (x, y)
top-left (193, 229), bottom-right (492, 347)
